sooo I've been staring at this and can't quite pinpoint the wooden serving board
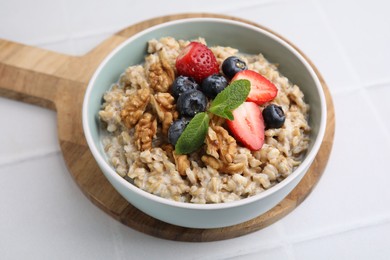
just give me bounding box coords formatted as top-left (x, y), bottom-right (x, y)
top-left (0, 13), bottom-right (335, 242)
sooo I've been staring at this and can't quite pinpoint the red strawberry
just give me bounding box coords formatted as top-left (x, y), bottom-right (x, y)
top-left (227, 102), bottom-right (265, 151)
top-left (232, 70), bottom-right (278, 105)
top-left (176, 42), bottom-right (219, 83)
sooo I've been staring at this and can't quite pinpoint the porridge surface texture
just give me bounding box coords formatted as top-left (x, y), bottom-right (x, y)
top-left (99, 37), bottom-right (310, 204)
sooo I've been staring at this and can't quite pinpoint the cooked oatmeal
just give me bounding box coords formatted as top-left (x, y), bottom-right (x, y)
top-left (99, 37), bottom-right (310, 204)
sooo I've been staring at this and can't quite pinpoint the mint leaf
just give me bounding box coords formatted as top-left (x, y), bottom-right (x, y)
top-left (175, 112), bottom-right (210, 155)
top-left (208, 79), bottom-right (250, 120)
top-left (224, 110), bottom-right (234, 121)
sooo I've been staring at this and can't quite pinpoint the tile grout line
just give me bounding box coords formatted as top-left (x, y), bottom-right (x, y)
top-left (359, 87), bottom-right (390, 142)
top-left (225, 0), bottom-right (289, 14)
top-left (236, 214), bottom-right (390, 257)
top-left (332, 80), bottom-right (390, 142)
top-left (276, 223), bottom-right (297, 260)
top-left (0, 148), bottom-right (61, 169)
top-left (58, 0), bottom-right (76, 54)
top-left (362, 79), bottom-right (390, 89)
top-left (16, 27), bottom-right (117, 54)
top-left (329, 79), bottom-right (390, 96)
top-left (220, 203), bottom-right (390, 257)
top-left (288, 214), bottom-right (390, 246)
top-left (27, 0), bottom-right (289, 52)
top-left (206, 223), bottom-right (297, 260)
top-left (311, 0), bottom-right (362, 86)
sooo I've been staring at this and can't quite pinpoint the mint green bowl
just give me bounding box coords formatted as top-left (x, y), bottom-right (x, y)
top-left (82, 18), bottom-right (326, 229)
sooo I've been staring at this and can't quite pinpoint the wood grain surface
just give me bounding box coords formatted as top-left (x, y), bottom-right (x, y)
top-left (0, 13), bottom-right (335, 242)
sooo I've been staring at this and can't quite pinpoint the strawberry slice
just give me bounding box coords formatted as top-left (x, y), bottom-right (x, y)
top-left (176, 42), bottom-right (219, 83)
top-left (232, 70), bottom-right (278, 105)
top-left (227, 102), bottom-right (265, 151)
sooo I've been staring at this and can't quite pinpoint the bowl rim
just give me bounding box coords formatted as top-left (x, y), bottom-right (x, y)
top-left (82, 17), bottom-right (327, 211)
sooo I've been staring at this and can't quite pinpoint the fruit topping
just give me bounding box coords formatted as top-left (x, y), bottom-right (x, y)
top-left (201, 74), bottom-right (228, 99)
top-left (176, 89), bottom-right (208, 117)
top-left (232, 70), bottom-right (278, 105)
top-left (226, 102), bottom-right (265, 151)
top-left (174, 80), bottom-right (250, 154)
top-left (222, 56), bottom-right (248, 79)
top-left (171, 75), bottom-right (200, 99)
top-left (168, 117), bottom-right (190, 146)
top-left (262, 104), bottom-right (285, 129)
top-left (175, 42), bottom-right (219, 83)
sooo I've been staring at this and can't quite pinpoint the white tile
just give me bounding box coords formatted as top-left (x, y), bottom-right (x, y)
top-left (279, 89), bottom-right (390, 241)
top-left (71, 33), bottom-right (113, 56)
top-left (0, 0), bottom-right (69, 45)
top-left (63, 0), bottom-right (275, 41)
top-left (317, 0), bottom-right (390, 85)
top-left (365, 83), bottom-right (390, 135)
top-left (230, 0), bottom-right (360, 95)
top-left (292, 221), bottom-right (390, 260)
top-left (0, 153), bottom-right (123, 259)
top-left (39, 39), bottom-right (76, 57)
top-left (225, 247), bottom-right (293, 260)
top-left (39, 33), bottom-right (112, 56)
top-left (0, 98), bottom-right (60, 166)
top-left (106, 222), bottom-right (287, 260)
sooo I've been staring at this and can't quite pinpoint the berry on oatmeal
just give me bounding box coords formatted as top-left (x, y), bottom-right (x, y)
top-left (168, 117), bottom-right (190, 145)
top-left (171, 75), bottom-right (200, 99)
top-left (222, 56), bottom-right (248, 79)
top-left (201, 74), bottom-right (228, 99)
top-left (226, 101), bottom-right (265, 151)
top-left (176, 89), bottom-right (208, 117)
top-left (262, 104), bottom-right (286, 129)
top-left (232, 70), bottom-right (278, 105)
top-left (175, 42), bottom-right (219, 83)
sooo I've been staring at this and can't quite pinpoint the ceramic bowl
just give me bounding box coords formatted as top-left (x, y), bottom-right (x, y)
top-left (82, 18), bottom-right (326, 229)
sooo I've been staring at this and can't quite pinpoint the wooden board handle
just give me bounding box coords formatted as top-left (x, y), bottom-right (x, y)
top-left (0, 39), bottom-right (74, 110)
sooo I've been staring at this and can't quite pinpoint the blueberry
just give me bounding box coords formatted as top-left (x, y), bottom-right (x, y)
top-left (222, 56), bottom-right (248, 79)
top-left (171, 75), bottom-right (200, 99)
top-left (201, 74), bottom-right (228, 99)
top-left (262, 104), bottom-right (286, 129)
top-left (176, 90), bottom-right (207, 117)
top-left (168, 118), bottom-right (190, 145)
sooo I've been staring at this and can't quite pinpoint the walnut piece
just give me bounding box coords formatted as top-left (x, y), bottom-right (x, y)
top-left (205, 125), bottom-right (237, 163)
top-left (146, 50), bottom-right (175, 93)
top-left (120, 88), bottom-right (151, 129)
top-left (134, 112), bottom-right (157, 151)
top-left (150, 92), bottom-right (179, 135)
top-left (161, 143), bottom-right (175, 162)
top-left (202, 125), bottom-right (245, 174)
top-left (201, 155), bottom-right (245, 174)
top-left (173, 152), bottom-right (191, 176)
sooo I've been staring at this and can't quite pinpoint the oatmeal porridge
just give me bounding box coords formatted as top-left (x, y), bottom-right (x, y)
top-left (98, 37), bottom-right (310, 204)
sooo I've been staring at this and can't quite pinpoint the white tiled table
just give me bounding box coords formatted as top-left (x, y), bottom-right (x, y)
top-left (1, 0), bottom-right (390, 259)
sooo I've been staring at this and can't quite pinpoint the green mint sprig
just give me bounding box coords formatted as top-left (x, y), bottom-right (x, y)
top-left (208, 79), bottom-right (251, 120)
top-left (175, 79), bottom-right (250, 155)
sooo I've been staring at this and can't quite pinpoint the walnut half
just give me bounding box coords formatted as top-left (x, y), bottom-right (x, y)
top-left (146, 50), bottom-right (175, 93)
top-left (134, 112), bottom-right (157, 151)
top-left (173, 152), bottom-right (191, 176)
top-left (205, 125), bottom-right (237, 164)
top-left (201, 155), bottom-right (245, 174)
top-left (120, 88), bottom-right (151, 129)
top-left (202, 125), bottom-right (245, 174)
top-left (150, 92), bottom-right (179, 136)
